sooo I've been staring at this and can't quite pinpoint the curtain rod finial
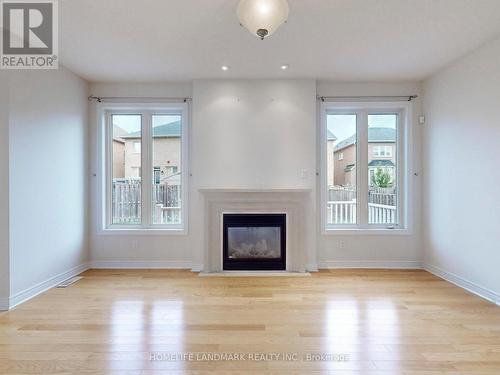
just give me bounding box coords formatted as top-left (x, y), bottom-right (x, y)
top-left (88, 96), bottom-right (102, 103)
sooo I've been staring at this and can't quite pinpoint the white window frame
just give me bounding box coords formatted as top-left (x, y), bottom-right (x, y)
top-left (320, 101), bottom-right (413, 235)
top-left (97, 102), bottom-right (189, 235)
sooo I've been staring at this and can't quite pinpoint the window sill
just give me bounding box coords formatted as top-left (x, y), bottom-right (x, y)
top-left (98, 227), bottom-right (188, 236)
top-left (322, 228), bottom-right (412, 236)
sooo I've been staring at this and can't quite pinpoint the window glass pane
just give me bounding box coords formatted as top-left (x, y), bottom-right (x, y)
top-left (326, 114), bottom-right (357, 224)
top-left (111, 114), bottom-right (142, 224)
top-left (368, 114), bottom-right (398, 225)
top-left (152, 114), bottom-right (182, 225)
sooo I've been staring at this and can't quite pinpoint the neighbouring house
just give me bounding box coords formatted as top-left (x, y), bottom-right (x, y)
top-left (332, 127), bottom-right (396, 187)
top-left (119, 121), bottom-right (181, 186)
top-left (326, 129), bottom-right (337, 186)
top-left (112, 127), bottom-right (127, 179)
top-left (112, 138), bottom-right (125, 178)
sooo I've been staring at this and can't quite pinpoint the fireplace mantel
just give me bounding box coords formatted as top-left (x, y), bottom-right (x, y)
top-left (199, 188), bottom-right (316, 273)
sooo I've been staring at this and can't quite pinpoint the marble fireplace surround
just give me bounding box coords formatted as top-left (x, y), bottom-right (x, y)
top-left (199, 189), bottom-right (315, 273)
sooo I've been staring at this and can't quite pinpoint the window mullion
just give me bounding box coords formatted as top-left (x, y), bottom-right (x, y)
top-left (357, 111), bottom-right (369, 227)
top-left (142, 111), bottom-right (153, 227)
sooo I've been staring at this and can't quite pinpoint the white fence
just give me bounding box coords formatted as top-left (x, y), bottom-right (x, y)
top-left (368, 203), bottom-right (396, 224)
top-left (153, 183), bottom-right (181, 225)
top-left (327, 201), bottom-right (397, 225)
top-left (112, 181), bottom-right (181, 225)
top-left (327, 201), bottom-right (357, 224)
top-left (112, 181), bottom-right (141, 224)
top-left (153, 204), bottom-right (181, 225)
top-left (327, 186), bottom-right (397, 225)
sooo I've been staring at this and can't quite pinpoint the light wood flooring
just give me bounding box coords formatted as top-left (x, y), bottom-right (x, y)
top-left (1, 269), bottom-right (499, 374)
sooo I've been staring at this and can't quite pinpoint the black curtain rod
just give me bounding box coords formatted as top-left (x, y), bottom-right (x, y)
top-left (88, 95), bottom-right (416, 103)
top-left (88, 96), bottom-right (192, 103)
top-left (317, 95), bottom-right (418, 102)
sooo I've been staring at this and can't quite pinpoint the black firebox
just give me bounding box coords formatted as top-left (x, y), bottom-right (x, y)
top-left (223, 214), bottom-right (286, 271)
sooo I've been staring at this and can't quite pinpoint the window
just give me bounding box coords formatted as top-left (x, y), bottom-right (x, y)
top-left (322, 102), bottom-right (408, 231)
top-left (153, 167), bottom-right (161, 184)
top-left (131, 166), bottom-right (141, 178)
top-left (165, 166), bottom-right (178, 176)
top-left (152, 114), bottom-right (182, 225)
top-left (104, 104), bottom-right (188, 231)
top-left (373, 145), bottom-right (392, 157)
top-left (326, 114), bottom-right (357, 224)
top-left (368, 115), bottom-right (398, 225)
top-left (111, 114), bottom-right (141, 224)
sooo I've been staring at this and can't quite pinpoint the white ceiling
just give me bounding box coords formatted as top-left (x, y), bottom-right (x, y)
top-left (60, 0), bottom-right (500, 82)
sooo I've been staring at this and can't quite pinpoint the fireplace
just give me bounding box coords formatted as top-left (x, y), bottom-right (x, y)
top-left (223, 214), bottom-right (286, 270)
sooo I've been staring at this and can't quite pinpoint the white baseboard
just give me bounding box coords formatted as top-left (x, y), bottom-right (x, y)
top-left (306, 263), bottom-right (319, 272)
top-left (424, 263), bottom-right (500, 306)
top-left (190, 263), bottom-right (204, 272)
top-left (0, 298), bottom-right (9, 311)
top-left (90, 260), bottom-right (192, 269)
top-left (8, 263), bottom-right (89, 310)
top-left (318, 260), bottom-right (423, 269)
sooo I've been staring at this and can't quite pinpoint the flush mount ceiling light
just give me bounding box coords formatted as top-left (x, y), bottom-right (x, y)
top-left (237, 0), bottom-right (289, 40)
top-left (221, 65), bottom-right (230, 71)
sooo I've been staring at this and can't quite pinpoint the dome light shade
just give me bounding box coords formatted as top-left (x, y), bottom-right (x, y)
top-left (237, 0), bottom-right (289, 40)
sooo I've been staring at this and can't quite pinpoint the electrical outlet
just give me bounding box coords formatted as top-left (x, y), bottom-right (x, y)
top-left (132, 240), bottom-right (139, 249)
top-left (339, 240), bottom-right (346, 249)
top-left (300, 169), bottom-right (308, 179)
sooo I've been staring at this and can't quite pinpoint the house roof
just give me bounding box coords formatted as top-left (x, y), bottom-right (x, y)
top-left (334, 134), bottom-right (356, 152)
top-left (113, 125), bottom-right (127, 143)
top-left (368, 159), bottom-right (395, 167)
top-left (334, 127), bottom-right (396, 152)
top-left (368, 127), bottom-right (397, 142)
top-left (327, 129), bottom-right (337, 141)
top-left (120, 121), bottom-right (181, 139)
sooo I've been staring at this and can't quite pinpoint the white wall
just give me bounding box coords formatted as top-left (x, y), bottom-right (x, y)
top-left (423, 36), bottom-right (500, 300)
top-left (192, 80), bottom-right (316, 189)
top-left (0, 72), bottom-right (10, 309)
top-left (317, 82), bottom-right (423, 268)
top-left (8, 68), bottom-right (89, 300)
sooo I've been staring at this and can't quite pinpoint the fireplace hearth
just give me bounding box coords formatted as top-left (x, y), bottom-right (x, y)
top-left (223, 214), bottom-right (286, 270)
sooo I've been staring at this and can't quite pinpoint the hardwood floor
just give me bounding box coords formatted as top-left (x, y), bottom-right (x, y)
top-left (1, 269), bottom-right (499, 374)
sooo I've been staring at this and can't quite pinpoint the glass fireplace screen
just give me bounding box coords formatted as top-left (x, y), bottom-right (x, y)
top-left (227, 227), bottom-right (281, 259)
